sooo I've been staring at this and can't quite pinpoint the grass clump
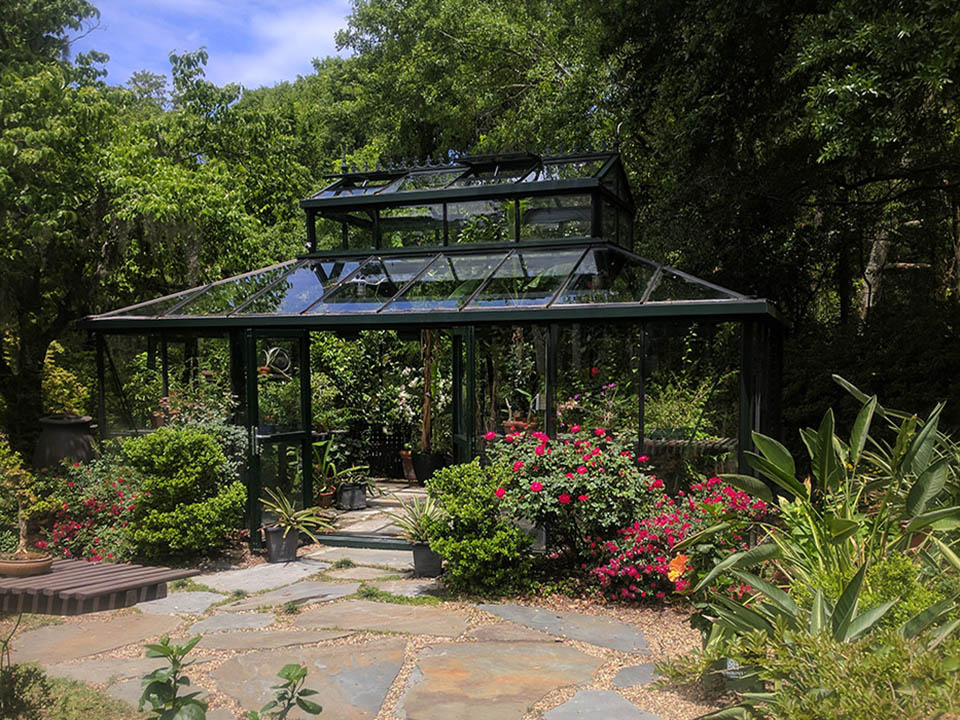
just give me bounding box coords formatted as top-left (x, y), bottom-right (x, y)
top-left (356, 583), bottom-right (439, 606)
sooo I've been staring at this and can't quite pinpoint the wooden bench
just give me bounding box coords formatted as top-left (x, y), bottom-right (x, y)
top-left (0, 559), bottom-right (198, 616)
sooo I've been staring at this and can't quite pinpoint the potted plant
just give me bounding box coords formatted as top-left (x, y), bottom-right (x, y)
top-left (383, 494), bottom-right (446, 577)
top-left (313, 439), bottom-right (365, 508)
top-left (399, 442), bottom-right (417, 484)
top-left (336, 469), bottom-right (377, 511)
top-left (412, 330), bottom-right (447, 483)
top-left (259, 487), bottom-right (333, 563)
top-left (0, 439), bottom-right (52, 577)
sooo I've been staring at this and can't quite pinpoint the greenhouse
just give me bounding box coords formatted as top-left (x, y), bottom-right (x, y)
top-left (85, 150), bottom-right (784, 541)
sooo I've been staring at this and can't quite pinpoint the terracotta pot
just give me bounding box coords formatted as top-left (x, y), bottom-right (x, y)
top-left (316, 487), bottom-right (336, 509)
top-left (0, 552), bottom-right (54, 577)
top-left (502, 418), bottom-right (538, 434)
top-left (399, 450), bottom-right (417, 483)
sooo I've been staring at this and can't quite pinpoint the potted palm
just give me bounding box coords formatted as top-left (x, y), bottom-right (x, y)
top-left (313, 439), bottom-right (365, 508)
top-left (259, 487), bottom-right (333, 563)
top-left (383, 494), bottom-right (446, 577)
top-left (0, 439), bottom-right (52, 577)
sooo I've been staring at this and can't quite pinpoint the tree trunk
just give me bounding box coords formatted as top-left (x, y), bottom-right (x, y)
top-left (857, 231), bottom-right (890, 322)
top-left (0, 330), bottom-right (50, 461)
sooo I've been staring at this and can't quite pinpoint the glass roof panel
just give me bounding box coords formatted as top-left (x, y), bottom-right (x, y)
top-left (646, 268), bottom-right (741, 302)
top-left (109, 287), bottom-right (203, 317)
top-left (554, 248), bottom-right (658, 305)
top-left (466, 249), bottom-right (583, 308)
top-left (241, 258), bottom-right (367, 314)
top-left (452, 164), bottom-right (538, 187)
top-left (307, 255), bottom-right (433, 314)
top-left (171, 262), bottom-right (297, 316)
top-left (524, 158), bottom-right (605, 182)
top-left (382, 252), bottom-right (509, 312)
top-left (396, 168), bottom-right (466, 192)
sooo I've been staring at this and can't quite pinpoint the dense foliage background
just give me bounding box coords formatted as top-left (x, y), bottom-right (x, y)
top-left (2, 0), bottom-right (958, 455)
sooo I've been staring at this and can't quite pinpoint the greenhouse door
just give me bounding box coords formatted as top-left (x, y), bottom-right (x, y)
top-left (452, 327), bottom-right (477, 464)
top-left (244, 329), bottom-right (312, 545)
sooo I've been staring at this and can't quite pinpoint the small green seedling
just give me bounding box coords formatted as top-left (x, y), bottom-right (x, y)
top-left (247, 662), bottom-right (322, 719)
top-left (139, 635), bottom-right (207, 719)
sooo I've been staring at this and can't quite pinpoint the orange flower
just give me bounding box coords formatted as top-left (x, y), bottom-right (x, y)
top-left (667, 553), bottom-right (690, 581)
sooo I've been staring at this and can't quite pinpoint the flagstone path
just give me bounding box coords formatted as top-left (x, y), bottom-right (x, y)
top-left (10, 544), bottom-right (672, 719)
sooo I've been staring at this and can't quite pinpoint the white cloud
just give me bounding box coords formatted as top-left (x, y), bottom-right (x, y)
top-left (70, 0), bottom-right (351, 88)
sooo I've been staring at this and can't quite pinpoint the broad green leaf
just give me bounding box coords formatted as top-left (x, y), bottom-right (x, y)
top-left (907, 506), bottom-right (960, 532)
top-left (892, 416), bottom-right (918, 471)
top-left (843, 599), bottom-right (897, 641)
top-left (813, 409), bottom-right (839, 491)
top-left (694, 543), bottom-right (780, 592)
top-left (731, 570), bottom-right (797, 617)
top-left (928, 619), bottom-right (960, 650)
top-left (832, 563), bottom-right (867, 639)
top-left (905, 457), bottom-right (950, 518)
top-left (698, 705), bottom-right (753, 719)
top-left (832, 374), bottom-right (871, 405)
top-left (799, 428), bottom-right (820, 467)
top-left (181, 635), bottom-right (202, 654)
top-left (171, 700), bottom-right (208, 720)
top-left (297, 697), bottom-right (323, 714)
top-left (903, 403), bottom-right (944, 475)
top-left (827, 516), bottom-right (859, 543)
top-left (719, 473), bottom-right (773, 503)
top-left (744, 453), bottom-right (807, 498)
top-left (848, 396), bottom-right (877, 467)
top-left (809, 589), bottom-right (827, 634)
top-left (901, 598), bottom-right (957, 639)
top-left (278, 662), bottom-right (306, 681)
top-left (751, 431), bottom-right (795, 480)
top-left (673, 522), bottom-right (732, 552)
top-left (931, 536), bottom-right (960, 573)
top-left (714, 595), bottom-right (775, 635)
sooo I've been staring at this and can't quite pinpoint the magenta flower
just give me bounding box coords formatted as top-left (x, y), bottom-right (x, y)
top-left (513, 460), bottom-right (524, 472)
top-left (484, 431), bottom-right (496, 440)
top-left (530, 481), bottom-right (544, 492)
top-left (576, 465), bottom-right (588, 474)
top-left (558, 493), bottom-right (571, 504)
top-left (495, 487), bottom-right (506, 498)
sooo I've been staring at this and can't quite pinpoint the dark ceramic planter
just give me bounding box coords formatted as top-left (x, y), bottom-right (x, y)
top-left (337, 483), bottom-right (367, 510)
top-left (33, 414), bottom-right (98, 469)
top-left (412, 542), bottom-right (442, 578)
top-left (264, 525), bottom-right (299, 563)
top-left (412, 452), bottom-right (445, 484)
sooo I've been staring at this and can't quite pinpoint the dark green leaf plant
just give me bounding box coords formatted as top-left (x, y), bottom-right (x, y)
top-left (246, 662), bottom-right (322, 719)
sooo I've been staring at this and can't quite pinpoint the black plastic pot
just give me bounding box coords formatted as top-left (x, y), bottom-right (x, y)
top-left (412, 452), bottom-right (446, 484)
top-left (412, 542), bottom-right (442, 578)
top-left (264, 524), bottom-right (299, 563)
top-left (337, 483), bottom-right (367, 510)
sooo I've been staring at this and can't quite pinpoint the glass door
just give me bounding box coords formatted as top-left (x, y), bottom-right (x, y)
top-left (244, 329), bottom-right (312, 544)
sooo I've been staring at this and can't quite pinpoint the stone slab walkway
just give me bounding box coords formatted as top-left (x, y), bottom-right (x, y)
top-left (15, 545), bottom-right (678, 719)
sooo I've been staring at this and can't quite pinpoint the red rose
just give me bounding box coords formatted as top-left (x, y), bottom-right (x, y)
top-left (495, 487), bottom-right (506, 498)
top-left (530, 481), bottom-right (544, 492)
top-left (558, 494), bottom-right (571, 504)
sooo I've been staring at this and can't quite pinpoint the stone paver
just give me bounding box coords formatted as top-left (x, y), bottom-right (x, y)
top-left (370, 578), bottom-right (439, 597)
top-left (399, 642), bottom-right (603, 720)
top-left (43, 657), bottom-right (172, 684)
top-left (194, 559), bottom-right (329, 593)
top-left (11, 614), bottom-right (182, 664)
top-left (189, 612), bottom-right (275, 634)
top-left (107, 678), bottom-right (209, 709)
top-left (199, 629), bottom-right (351, 650)
top-left (478, 603), bottom-right (647, 653)
top-left (543, 690), bottom-right (664, 720)
top-left (466, 621), bottom-right (555, 643)
top-left (212, 637), bottom-right (405, 720)
top-left (307, 546), bottom-right (413, 571)
top-left (138, 591), bottom-right (225, 615)
top-left (327, 566), bottom-right (400, 581)
top-left (612, 662), bottom-right (659, 688)
top-left (294, 599), bottom-right (468, 637)
top-left (220, 581), bottom-right (361, 611)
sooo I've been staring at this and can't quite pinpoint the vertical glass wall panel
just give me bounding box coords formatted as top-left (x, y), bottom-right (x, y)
top-left (315, 212), bottom-right (375, 250)
top-left (172, 262), bottom-right (296, 316)
top-left (554, 248), bottom-right (658, 305)
top-left (601, 199), bottom-right (618, 242)
top-left (256, 336), bottom-right (303, 433)
top-left (466, 249), bottom-right (583, 308)
top-left (397, 168), bottom-right (465, 192)
top-left (646, 269), bottom-right (739, 302)
top-left (619, 208), bottom-right (633, 247)
top-left (379, 204), bottom-right (444, 247)
top-left (383, 252), bottom-right (508, 312)
top-left (242, 259), bottom-right (366, 314)
top-left (518, 195), bottom-right (592, 239)
top-left (308, 255), bottom-right (432, 313)
top-left (448, 200), bottom-right (513, 244)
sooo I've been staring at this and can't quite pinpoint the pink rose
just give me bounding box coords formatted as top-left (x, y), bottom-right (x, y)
top-left (484, 431), bottom-right (496, 441)
top-left (638, 455), bottom-right (649, 462)
top-left (578, 494), bottom-right (589, 502)
top-left (576, 466), bottom-right (588, 474)
top-left (570, 424), bottom-right (581, 433)
top-left (558, 493), bottom-right (571, 504)
top-left (530, 481), bottom-right (544, 492)
top-left (594, 428), bottom-right (606, 436)
top-left (535, 444), bottom-right (546, 456)
top-left (513, 461), bottom-right (524, 472)
top-left (495, 487), bottom-right (506, 498)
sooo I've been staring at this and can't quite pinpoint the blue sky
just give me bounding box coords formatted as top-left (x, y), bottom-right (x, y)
top-left (71, 0), bottom-right (352, 89)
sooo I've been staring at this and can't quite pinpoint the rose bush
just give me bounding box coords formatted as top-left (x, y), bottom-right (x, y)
top-left (587, 476), bottom-right (769, 600)
top-left (488, 427), bottom-right (661, 559)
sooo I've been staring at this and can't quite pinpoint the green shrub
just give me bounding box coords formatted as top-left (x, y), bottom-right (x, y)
top-left (659, 626), bottom-right (960, 720)
top-left (426, 460), bottom-right (532, 596)
top-left (121, 428), bottom-right (244, 558)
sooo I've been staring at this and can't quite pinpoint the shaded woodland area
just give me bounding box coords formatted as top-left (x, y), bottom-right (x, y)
top-left (2, 0), bottom-right (958, 454)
